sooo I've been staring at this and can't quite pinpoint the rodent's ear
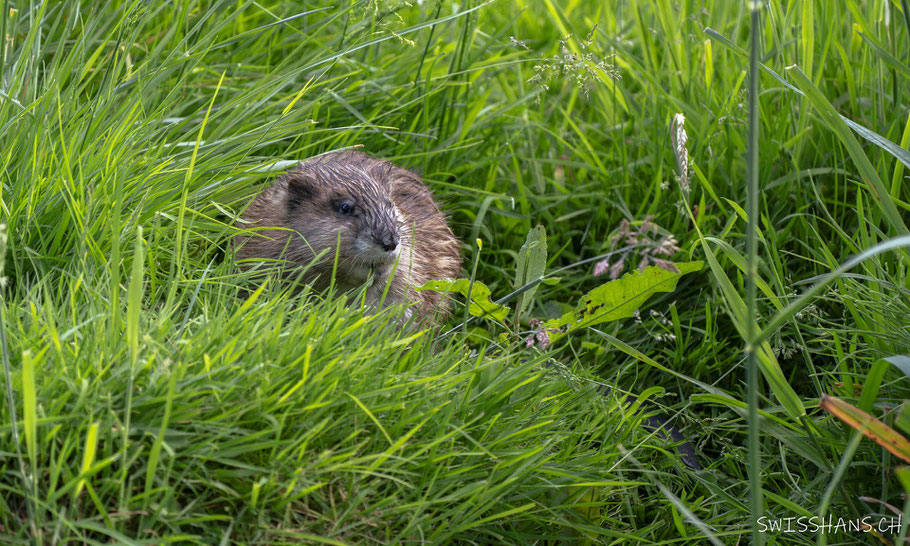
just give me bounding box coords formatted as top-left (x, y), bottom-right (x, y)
top-left (284, 171), bottom-right (316, 210)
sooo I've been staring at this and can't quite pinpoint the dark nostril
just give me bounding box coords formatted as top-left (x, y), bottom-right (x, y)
top-left (376, 235), bottom-right (398, 252)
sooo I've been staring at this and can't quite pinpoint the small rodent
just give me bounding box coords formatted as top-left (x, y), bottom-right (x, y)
top-left (234, 150), bottom-right (462, 323)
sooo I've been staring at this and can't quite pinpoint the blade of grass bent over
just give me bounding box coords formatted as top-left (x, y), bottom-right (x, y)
top-left (756, 235), bottom-right (910, 346)
top-left (786, 65), bottom-right (908, 236)
top-left (682, 193), bottom-right (804, 421)
top-left (704, 27), bottom-right (910, 171)
top-left (820, 394), bottom-right (910, 464)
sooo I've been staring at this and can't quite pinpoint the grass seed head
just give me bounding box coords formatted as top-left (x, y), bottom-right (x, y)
top-left (671, 113), bottom-right (690, 196)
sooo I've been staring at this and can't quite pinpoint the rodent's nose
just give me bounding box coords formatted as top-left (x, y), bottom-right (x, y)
top-left (377, 233), bottom-right (399, 252)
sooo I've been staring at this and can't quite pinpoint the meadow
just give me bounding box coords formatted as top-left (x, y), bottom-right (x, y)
top-left (2, 0), bottom-right (910, 543)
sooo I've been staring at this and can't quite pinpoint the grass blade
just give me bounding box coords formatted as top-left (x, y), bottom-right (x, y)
top-left (76, 422), bottom-right (100, 498)
top-left (786, 65), bottom-right (907, 235)
top-left (705, 26), bottom-right (910, 170)
top-left (745, 6), bottom-right (763, 544)
top-left (144, 373), bottom-right (176, 502)
top-left (756, 235), bottom-right (910, 345)
top-left (820, 394), bottom-right (910, 464)
top-left (859, 32), bottom-right (910, 78)
top-left (21, 350), bottom-right (36, 474)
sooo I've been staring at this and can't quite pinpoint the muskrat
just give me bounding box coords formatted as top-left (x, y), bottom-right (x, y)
top-left (234, 150), bottom-right (462, 322)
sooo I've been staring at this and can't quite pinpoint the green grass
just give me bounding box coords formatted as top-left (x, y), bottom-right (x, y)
top-left (2, 0), bottom-right (910, 543)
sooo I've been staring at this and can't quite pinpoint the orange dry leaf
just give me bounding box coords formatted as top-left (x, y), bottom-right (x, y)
top-left (819, 394), bottom-right (910, 464)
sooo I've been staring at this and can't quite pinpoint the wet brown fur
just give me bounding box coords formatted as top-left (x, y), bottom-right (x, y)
top-left (234, 150), bottom-right (462, 322)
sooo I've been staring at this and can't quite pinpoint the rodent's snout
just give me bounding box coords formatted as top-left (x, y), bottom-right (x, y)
top-left (375, 231), bottom-right (399, 252)
top-left (352, 222), bottom-right (400, 263)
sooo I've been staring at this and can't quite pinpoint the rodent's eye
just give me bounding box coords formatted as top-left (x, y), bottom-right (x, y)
top-left (336, 200), bottom-right (355, 215)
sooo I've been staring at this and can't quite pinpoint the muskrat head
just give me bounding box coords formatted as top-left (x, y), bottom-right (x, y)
top-left (283, 163), bottom-right (402, 283)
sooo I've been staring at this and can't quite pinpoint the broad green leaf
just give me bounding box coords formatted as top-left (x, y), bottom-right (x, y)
top-left (820, 394), bottom-right (910, 464)
top-left (543, 262), bottom-right (702, 343)
top-left (513, 225), bottom-right (547, 317)
top-left (417, 278), bottom-right (510, 322)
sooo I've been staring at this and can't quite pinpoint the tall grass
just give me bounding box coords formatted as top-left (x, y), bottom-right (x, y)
top-left (745, 4), bottom-right (762, 544)
top-left (1, 0), bottom-right (910, 543)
